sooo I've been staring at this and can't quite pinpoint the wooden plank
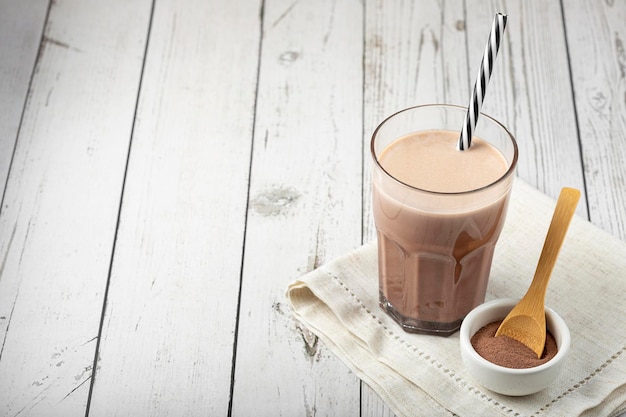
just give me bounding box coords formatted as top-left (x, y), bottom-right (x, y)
top-left (362, 0), bottom-right (468, 244)
top-left (230, 0), bottom-right (363, 415)
top-left (0, 0), bottom-right (151, 415)
top-left (562, 0), bottom-right (626, 240)
top-left (0, 0), bottom-right (48, 193)
top-left (465, 0), bottom-right (588, 218)
top-left (362, 2), bottom-right (467, 415)
top-left (85, 0), bottom-right (262, 415)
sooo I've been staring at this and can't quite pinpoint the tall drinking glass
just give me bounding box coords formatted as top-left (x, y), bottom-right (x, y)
top-left (371, 104), bottom-right (518, 336)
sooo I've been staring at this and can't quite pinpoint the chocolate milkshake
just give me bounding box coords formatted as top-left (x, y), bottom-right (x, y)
top-left (371, 105), bottom-right (517, 335)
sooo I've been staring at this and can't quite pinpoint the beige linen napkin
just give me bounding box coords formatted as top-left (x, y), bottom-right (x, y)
top-left (287, 180), bottom-right (626, 417)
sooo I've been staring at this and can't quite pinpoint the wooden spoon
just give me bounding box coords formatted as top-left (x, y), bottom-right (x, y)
top-left (495, 187), bottom-right (580, 358)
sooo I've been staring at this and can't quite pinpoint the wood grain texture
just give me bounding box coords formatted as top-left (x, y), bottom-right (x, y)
top-left (361, 384), bottom-right (396, 417)
top-left (0, 1), bottom-right (623, 416)
top-left (86, 0), bottom-right (261, 416)
top-left (0, 0), bottom-right (48, 195)
top-left (0, 0), bottom-right (151, 415)
top-left (230, 0), bottom-right (363, 415)
top-left (466, 0), bottom-right (588, 218)
top-left (562, 0), bottom-right (626, 240)
top-left (362, 0), bottom-right (467, 243)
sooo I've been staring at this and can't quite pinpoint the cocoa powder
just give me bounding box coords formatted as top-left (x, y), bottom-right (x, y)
top-left (470, 320), bottom-right (558, 369)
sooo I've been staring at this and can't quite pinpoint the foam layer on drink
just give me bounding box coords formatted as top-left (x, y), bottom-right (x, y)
top-left (379, 130), bottom-right (508, 193)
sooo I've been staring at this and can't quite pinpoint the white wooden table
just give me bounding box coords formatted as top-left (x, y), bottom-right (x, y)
top-left (1, 0), bottom-right (624, 416)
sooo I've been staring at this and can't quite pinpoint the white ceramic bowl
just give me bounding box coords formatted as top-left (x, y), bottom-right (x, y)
top-left (459, 298), bottom-right (570, 396)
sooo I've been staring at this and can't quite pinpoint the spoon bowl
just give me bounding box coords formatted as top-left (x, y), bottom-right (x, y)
top-left (496, 187), bottom-right (580, 357)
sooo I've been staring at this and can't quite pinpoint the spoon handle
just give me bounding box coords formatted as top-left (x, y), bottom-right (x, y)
top-left (526, 187), bottom-right (581, 301)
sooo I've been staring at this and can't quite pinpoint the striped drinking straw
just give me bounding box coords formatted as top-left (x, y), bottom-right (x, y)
top-left (458, 13), bottom-right (508, 151)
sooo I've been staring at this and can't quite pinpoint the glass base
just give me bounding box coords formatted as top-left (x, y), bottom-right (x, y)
top-left (379, 294), bottom-right (462, 337)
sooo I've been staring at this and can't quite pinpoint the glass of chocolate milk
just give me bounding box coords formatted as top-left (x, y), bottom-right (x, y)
top-left (371, 104), bottom-right (518, 336)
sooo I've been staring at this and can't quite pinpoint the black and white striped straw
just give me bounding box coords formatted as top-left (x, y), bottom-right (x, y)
top-left (458, 13), bottom-right (508, 151)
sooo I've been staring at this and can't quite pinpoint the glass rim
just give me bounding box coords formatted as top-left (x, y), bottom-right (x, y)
top-left (370, 104), bottom-right (519, 196)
